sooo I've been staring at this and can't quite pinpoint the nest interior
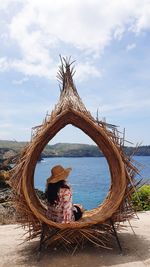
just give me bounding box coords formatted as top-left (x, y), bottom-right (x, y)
top-left (9, 57), bottom-right (139, 248)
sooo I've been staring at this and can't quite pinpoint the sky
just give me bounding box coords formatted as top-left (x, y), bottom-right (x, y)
top-left (0, 0), bottom-right (150, 145)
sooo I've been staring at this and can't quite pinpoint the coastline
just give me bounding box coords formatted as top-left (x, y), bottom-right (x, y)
top-left (1, 141), bottom-right (150, 159)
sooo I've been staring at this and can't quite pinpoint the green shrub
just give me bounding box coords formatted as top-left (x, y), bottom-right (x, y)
top-left (132, 185), bottom-right (150, 211)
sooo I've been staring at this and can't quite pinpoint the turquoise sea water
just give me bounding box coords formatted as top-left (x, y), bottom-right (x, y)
top-left (34, 156), bottom-right (150, 210)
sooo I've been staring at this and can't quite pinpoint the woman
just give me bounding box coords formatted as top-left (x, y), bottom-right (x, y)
top-left (45, 165), bottom-right (83, 223)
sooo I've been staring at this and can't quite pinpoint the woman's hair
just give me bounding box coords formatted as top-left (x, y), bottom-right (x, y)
top-left (46, 180), bottom-right (70, 205)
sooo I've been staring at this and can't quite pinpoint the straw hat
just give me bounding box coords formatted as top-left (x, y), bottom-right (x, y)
top-left (47, 165), bottom-right (72, 184)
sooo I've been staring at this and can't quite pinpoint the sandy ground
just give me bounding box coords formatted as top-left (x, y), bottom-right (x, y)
top-left (0, 211), bottom-right (150, 267)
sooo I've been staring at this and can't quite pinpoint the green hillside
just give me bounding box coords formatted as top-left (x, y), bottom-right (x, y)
top-left (0, 140), bottom-right (150, 161)
top-left (0, 140), bottom-right (28, 151)
top-left (44, 143), bottom-right (102, 157)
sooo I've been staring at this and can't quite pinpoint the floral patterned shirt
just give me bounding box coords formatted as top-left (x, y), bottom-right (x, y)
top-left (46, 187), bottom-right (75, 223)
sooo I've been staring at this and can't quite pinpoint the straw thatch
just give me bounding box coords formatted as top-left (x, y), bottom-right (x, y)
top-left (8, 57), bottom-right (140, 249)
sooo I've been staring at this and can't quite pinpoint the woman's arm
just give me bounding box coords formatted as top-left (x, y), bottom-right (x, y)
top-left (62, 188), bottom-right (74, 223)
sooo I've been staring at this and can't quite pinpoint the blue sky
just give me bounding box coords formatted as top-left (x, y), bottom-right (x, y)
top-left (0, 0), bottom-right (150, 145)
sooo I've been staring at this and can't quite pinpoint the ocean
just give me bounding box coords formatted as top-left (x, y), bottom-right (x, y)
top-left (34, 156), bottom-right (150, 210)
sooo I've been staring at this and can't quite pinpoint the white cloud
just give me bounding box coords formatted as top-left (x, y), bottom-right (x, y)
top-left (0, 57), bottom-right (9, 71)
top-left (12, 77), bottom-right (29, 85)
top-left (0, 0), bottom-right (13, 10)
top-left (0, 0), bottom-right (150, 80)
top-left (126, 43), bottom-right (136, 51)
top-left (10, 59), bottom-right (57, 79)
top-left (76, 62), bottom-right (102, 82)
top-left (131, 1), bottom-right (150, 32)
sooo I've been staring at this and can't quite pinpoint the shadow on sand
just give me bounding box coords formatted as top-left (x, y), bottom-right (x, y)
top-left (16, 230), bottom-right (150, 267)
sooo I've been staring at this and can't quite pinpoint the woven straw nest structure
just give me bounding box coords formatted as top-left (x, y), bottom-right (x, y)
top-left (9, 57), bottom-right (140, 249)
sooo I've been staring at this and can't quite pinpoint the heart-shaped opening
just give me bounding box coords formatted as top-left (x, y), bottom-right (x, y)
top-left (34, 125), bottom-right (111, 211)
top-left (22, 108), bottom-right (126, 229)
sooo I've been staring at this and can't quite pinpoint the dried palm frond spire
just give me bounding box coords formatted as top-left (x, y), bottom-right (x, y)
top-left (7, 56), bottom-right (140, 250)
top-left (54, 56), bottom-right (92, 118)
top-left (57, 55), bottom-right (76, 90)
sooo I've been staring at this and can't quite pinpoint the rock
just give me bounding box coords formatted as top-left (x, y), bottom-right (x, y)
top-left (0, 188), bottom-right (12, 203)
top-left (0, 204), bottom-right (6, 214)
top-left (0, 202), bottom-right (16, 224)
top-left (0, 184), bottom-right (15, 224)
top-left (0, 178), bottom-right (10, 189)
